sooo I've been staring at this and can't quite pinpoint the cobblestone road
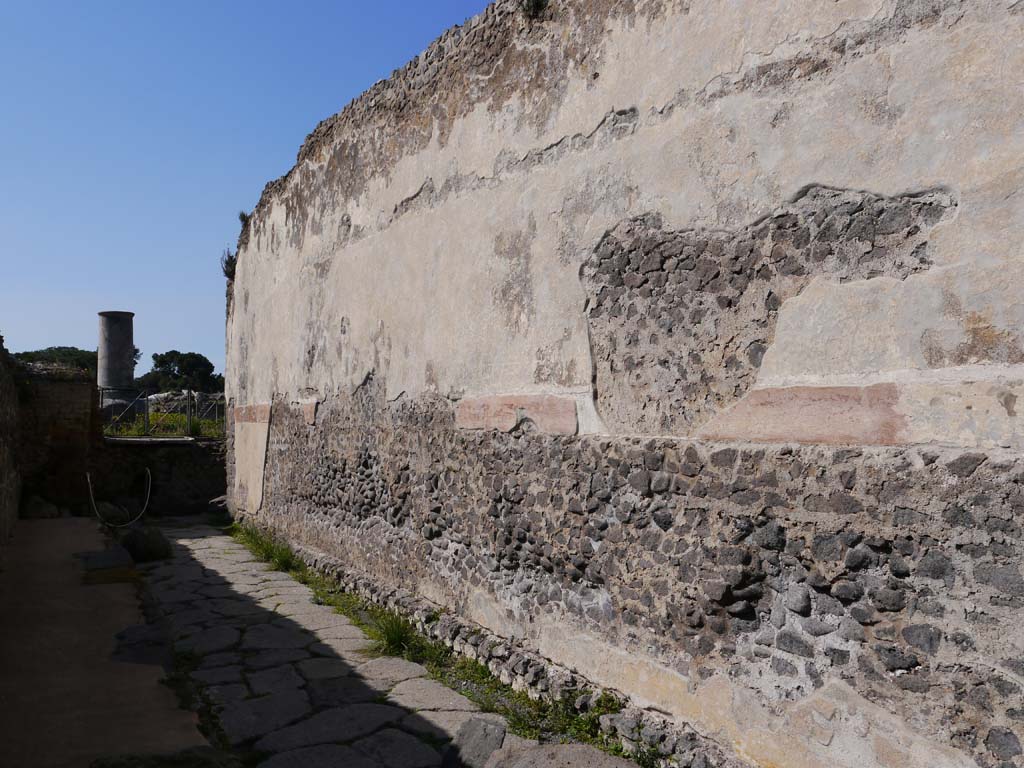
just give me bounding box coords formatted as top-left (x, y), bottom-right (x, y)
top-left (137, 523), bottom-right (534, 768)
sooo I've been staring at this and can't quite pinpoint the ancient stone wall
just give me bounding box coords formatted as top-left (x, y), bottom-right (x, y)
top-left (227, 1), bottom-right (1024, 766)
top-left (0, 338), bottom-right (20, 551)
top-left (244, 389), bottom-right (1024, 768)
top-left (91, 438), bottom-right (227, 516)
top-left (16, 368), bottom-right (99, 512)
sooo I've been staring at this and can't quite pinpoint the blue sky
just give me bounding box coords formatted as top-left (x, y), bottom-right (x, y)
top-left (0, 0), bottom-right (489, 374)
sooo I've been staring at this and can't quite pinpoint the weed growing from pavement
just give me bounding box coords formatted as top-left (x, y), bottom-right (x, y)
top-left (228, 522), bottom-right (642, 760)
top-left (364, 611), bottom-right (426, 658)
top-left (158, 650), bottom-right (238, 758)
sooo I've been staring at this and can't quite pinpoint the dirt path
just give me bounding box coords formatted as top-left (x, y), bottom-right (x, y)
top-left (0, 519), bottom-right (206, 768)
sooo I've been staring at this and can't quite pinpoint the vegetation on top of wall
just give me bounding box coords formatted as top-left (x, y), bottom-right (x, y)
top-left (12, 347), bottom-right (223, 394)
top-left (220, 248), bottom-right (237, 281)
top-left (232, 210), bottom-right (252, 265)
top-left (13, 345), bottom-right (139, 376)
top-left (226, 521), bottom-right (659, 764)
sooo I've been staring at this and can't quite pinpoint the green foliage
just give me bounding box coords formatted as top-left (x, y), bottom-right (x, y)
top-left (14, 345), bottom-right (96, 372)
top-left (366, 611), bottom-right (418, 656)
top-left (106, 412), bottom-right (224, 438)
top-left (14, 345), bottom-right (140, 374)
top-left (430, 657), bottom-right (623, 747)
top-left (555, 691), bottom-right (623, 742)
top-left (229, 523), bottom-right (304, 574)
top-left (630, 746), bottom-right (661, 768)
top-left (220, 247), bottom-right (237, 280)
top-left (135, 350), bottom-right (223, 393)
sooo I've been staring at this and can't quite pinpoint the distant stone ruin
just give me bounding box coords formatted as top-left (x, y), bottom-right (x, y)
top-left (225, 2), bottom-right (1024, 766)
top-left (0, 333), bottom-right (227, 534)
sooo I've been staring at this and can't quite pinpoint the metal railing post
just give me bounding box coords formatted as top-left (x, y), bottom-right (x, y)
top-left (186, 389), bottom-right (193, 436)
top-left (144, 391), bottom-right (150, 435)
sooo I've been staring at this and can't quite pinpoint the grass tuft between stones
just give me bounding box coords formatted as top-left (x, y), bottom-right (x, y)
top-left (227, 522), bottom-right (656, 763)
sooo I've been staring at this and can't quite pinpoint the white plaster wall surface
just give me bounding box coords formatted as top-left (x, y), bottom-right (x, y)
top-left (228, 0), bottom-right (1023, 450)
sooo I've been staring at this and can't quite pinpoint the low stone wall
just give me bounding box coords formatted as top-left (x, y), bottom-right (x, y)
top-left (0, 353), bottom-right (226, 521)
top-left (91, 438), bottom-right (227, 516)
top-left (242, 385), bottom-right (1024, 768)
top-left (0, 339), bottom-right (20, 549)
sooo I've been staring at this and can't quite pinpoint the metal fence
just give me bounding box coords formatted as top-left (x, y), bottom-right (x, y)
top-left (99, 388), bottom-right (226, 438)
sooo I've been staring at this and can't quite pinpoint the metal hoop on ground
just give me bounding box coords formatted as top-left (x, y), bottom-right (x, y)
top-left (86, 468), bottom-right (151, 528)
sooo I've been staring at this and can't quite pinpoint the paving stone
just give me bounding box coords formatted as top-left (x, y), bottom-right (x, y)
top-left (153, 588), bottom-right (199, 604)
top-left (285, 612), bottom-right (358, 633)
top-left (220, 689), bottom-right (311, 745)
top-left (162, 599), bottom-right (205, 617)
top-left (246, 648), bottom-right (311, 670)
top-left (222, 614), bottom-right (275, 631)
top-left (192, 665), bottom-right (244, 685)
top-left (256, 744), bottom-right (379, 768)
top-left (308, 676), bottom-right (383, 708)
top-left (254, 574), bottom-right (303, 587)
top-left (355, 656), bottom-right (427, 688)
top-left (499, 734), bottom-right (539, 754)
top-left (353, 727), bottom-right (442, 768)
top-left (199, 651), bottom-right (243, 669)
top-left (219, 563), bottom-right (273, 575)
top-left (176, 626), bottom-right (240, 655)
top-left (255, 702), bottom-right (406, 752)
top-left (297, 657), bottom-right (354, 680)
top-left (145, 524), bottom-right (516, 766)
top-left (255, 594), bottom-right (316, 609)
top-left (256, 584), bottom-right (316, 597)
top-left (200, 585), bottom-right (245, 599)
top-left (310, 638), bottom-right (374, 663)
top-left (222, 574), bottom-right (266, 587)
top-left (402, 711), bottom-right (506, 743)
top-left (168, 616), bottom-right (217, 639)
top-left (209, 598), bottom-right (268, 618)
top-left (389, 678), bottom-right (480, 712)
top-left (206, 683), bottom-right (250, 706)
top-left (242, 624), bottom-right (313, 650)
top-left (247, 664), bottom-right (306, 696)
top-left (314, 623), bottom-right (370, 641)
top-left (442, 717), bottom-right (507, 768)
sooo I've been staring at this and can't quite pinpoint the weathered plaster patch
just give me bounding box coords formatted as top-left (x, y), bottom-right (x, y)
top-left (700, 384), bottom-right (907, 445)
top-left (922, 290), bottom-right (1024, 367)
top-left (582, 186), bottom-right (954, 436)
top-left (492, 215), bottom-right (538, 333)
top-left (455, 394), bottom-right (579, 435)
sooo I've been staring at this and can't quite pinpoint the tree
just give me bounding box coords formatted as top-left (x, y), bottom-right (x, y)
top-left (135, 350), bottom-right (223, 393)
